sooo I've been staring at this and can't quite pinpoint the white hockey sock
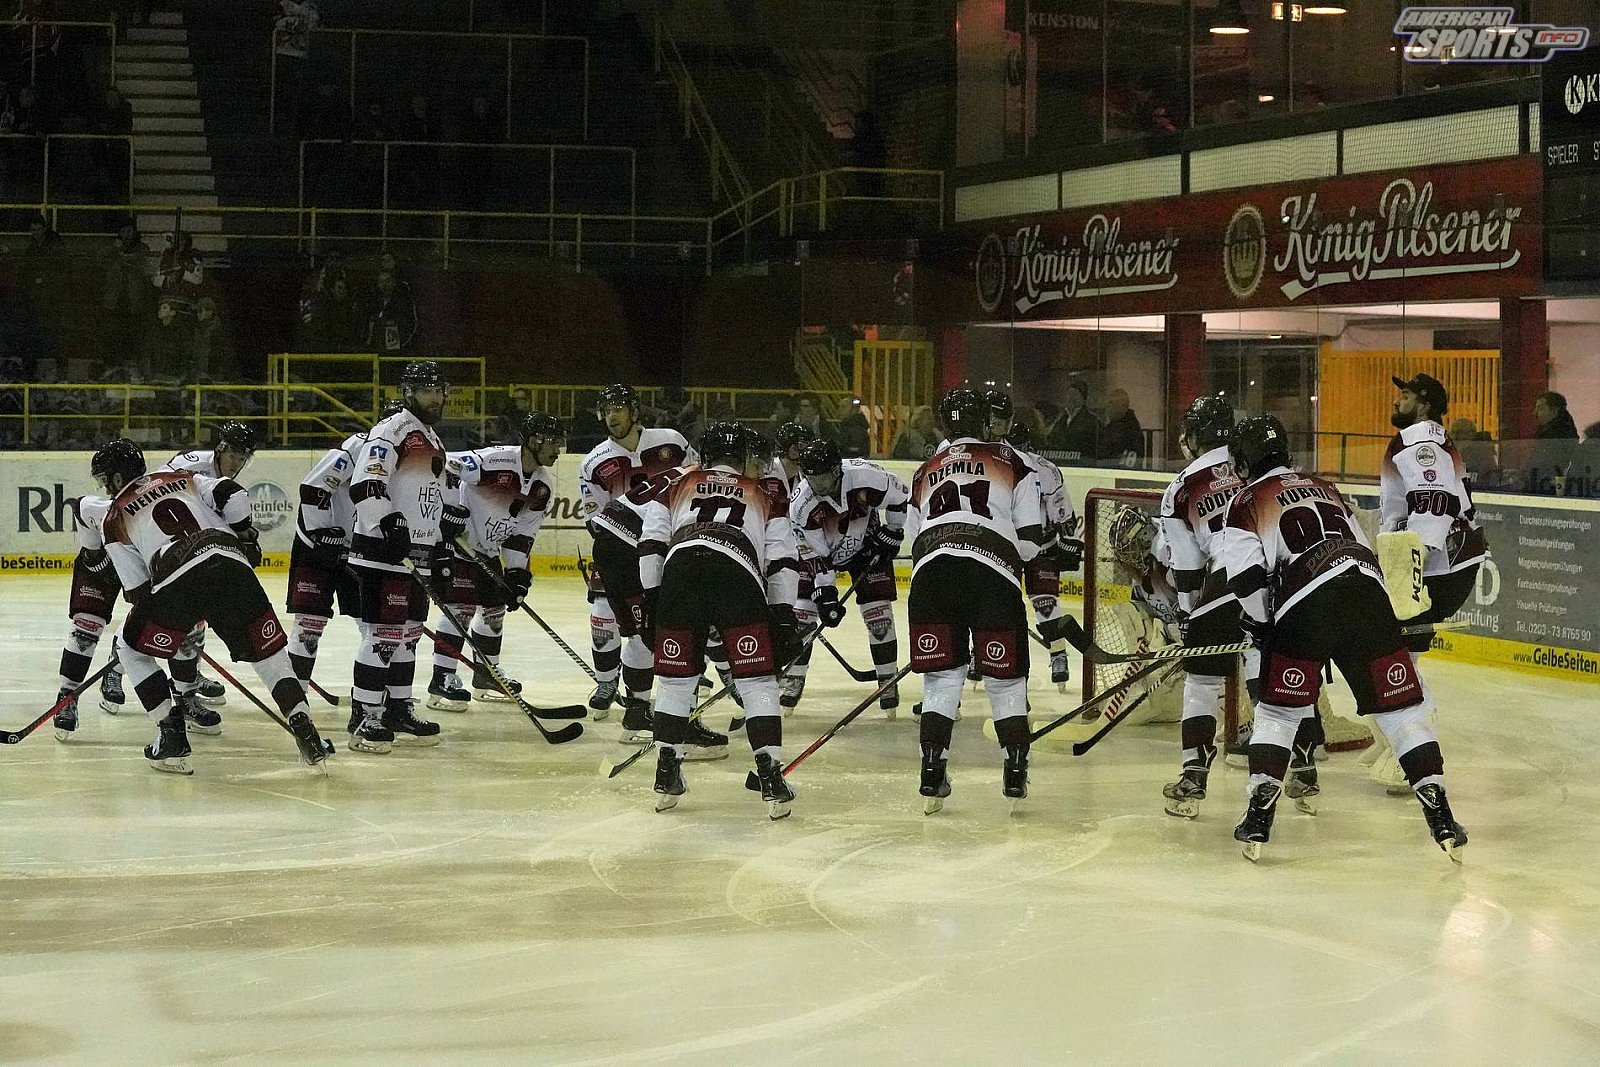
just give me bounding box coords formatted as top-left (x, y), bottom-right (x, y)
top-left (590, 597), bottom-right (621, 682)
top-left (289, 613), bottom-right (329, 679)
top-left (1182, 674), bottom-right (1225, 763)
top-left (920, 666), bottom-right (964, 721)
top-left (983, 674), bottom-right (1028, 720)
top-left (653, 674), bottom-right (694, 757)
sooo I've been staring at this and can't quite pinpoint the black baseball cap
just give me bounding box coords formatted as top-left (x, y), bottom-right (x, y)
top-left (1392, 373), bottom-right (1448, 416)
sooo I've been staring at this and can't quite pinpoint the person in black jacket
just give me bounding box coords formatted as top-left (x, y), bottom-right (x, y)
top-left (1526, 391), bottom-right (1578, 495)
top-left (1099, 388), bottom-right (1145, 466)
top-left (1045, 380), bottom-right (1098, 462)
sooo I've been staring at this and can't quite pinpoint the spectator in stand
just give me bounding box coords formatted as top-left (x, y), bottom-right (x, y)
top-left (190, 296), bottom-right (236, 382)
top-left (836, 396), bottom-right (871, 458)
top-left (1099, 387), bottom-right (1144, 466)
top-left (1045, 379), bottom-right (1099, 462)
top-left (766, 395), bottom-right (794, 436)
top-left (1526, 390), bottom-right (1579, 495)
top-left (297, 270), bottom-right (360, 352)
top-left (271, 0), bottom-right (318, 137)
top-left (890, 404), bottom-right (938, 460)
top-left (1034, 399), bottom-right (1061, 442)
top-left (1567, 422), bottom-right (1600, 499)
top-left (363, 268), bottom-right (417, 354)
top-left (154, 230), bottom-right (204, 315)
top-left (793, 392), bottom-right (835, 443)
top-left (1450, 416), bottom-right (1496, 484)
top-left (139, 296), bottom-right (191, 382)
top-left (91, 86), bottom-right (134, 204)
top-left (656, 384), bottom-right (698, 435)
top-left (101, 222), bottom-right (152, 372)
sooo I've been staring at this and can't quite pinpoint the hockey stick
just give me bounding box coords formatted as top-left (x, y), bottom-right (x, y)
top-left (1060, 617), bottom-right (1251, 664)
top-left (816, 633), bottom-right (877, 683)
top-left (456, 541), bottom-right (597, 682)
top-left (403, 559), bottom-right (584, 743)
top-left (602, 621), bottom-right (823, 780)
top-left (305, 677), bottom-right (341, 706)
top-left (419, 624), bottom-right (585, 718)
top-left (1069, 661), bottom-right (1187, 756)
top-left (198, 651), bottom-right (337, 757)
top-left (1021, 655), bottom-right (1176, 746)
top-left (742, 664), bottom-right (915, 791)
top-left (0, 662), bottom-right (115, 744)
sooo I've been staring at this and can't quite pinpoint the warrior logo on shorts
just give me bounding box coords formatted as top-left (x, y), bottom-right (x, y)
top-left (736, 635), bottom-right (758, 657)
top-left (151, 631), bottom-right (174, 650)
top-left (1282, 667), bottom-right (1305, 688)
top-left (260, 618), bottom-right (281, 642)
top-left (916, 633), bottom-right (939, 654)
top-left (1386, 662), bottom-right (1409, 686)
top-left (662, 637), bottom-right (682, 659)
top-left (985, 641), bottom-right (1006, 662)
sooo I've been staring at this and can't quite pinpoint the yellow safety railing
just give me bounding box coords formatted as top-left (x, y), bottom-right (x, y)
top-left (0, 134), bottom-right (135, 208)
top-left (853, 340), bottom-right (935, 456)
top-left (708, 167), bottom-right (946, 262)
top-left (268, 353), bottom-right (489, 443)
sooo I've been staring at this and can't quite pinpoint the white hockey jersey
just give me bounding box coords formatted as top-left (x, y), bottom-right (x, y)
top-left (788, 458), bottom-right (909, 587)
top-left (593, 464), bottom-right (694, 547)
top-left (763, 457), bottom-right (804, 501)
top-left (638, 465), bottom-right (798, 605)
top-left (102, 470), bottom-right (252, 593)
top-left (163, 448), bottom-right (220, 479)
top-left (295, 431), bottom-right (366, 549)
top-left (445, 445), bottom-right (554, 569)
top-left (349, 408), bottom-right (446, 571)
top-left (1015, 446), bottom-right (1076, 539)
top-left (577, 428), bottom-right (694, 522)
top-left (74, 494), bottom-right (112, 554)
top-left (1378, 420), bottom-right (1488, 577)
top-left (1157, 445), bottom-right (1244, 614)
top-left (904, 437), bottom-right (1044, 586)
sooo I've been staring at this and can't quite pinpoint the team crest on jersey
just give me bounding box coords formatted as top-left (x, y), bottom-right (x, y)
top-left (1423, 469), bottom-right (1437, 482)
top-left (1415, 444), bottom-right (1438, 467)
top-left (1210, 463), bottom-right (1233, 481)
top-left (658, 446), bottom-right (673, 459)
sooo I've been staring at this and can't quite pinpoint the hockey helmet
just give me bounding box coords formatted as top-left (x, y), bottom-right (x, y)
top-left (1179, 396), bottom-right (1235, 453)
top-left (596, 382), bottom-right (641, 413)
top-left (983, 388), bottom-right (1014, 421)
top-left (1005, 420), bottom-right (1036, 453)
top-left (400, 360), bottom-right (449, 425)
top-left (91, 437), bottom-right (146, 492)
top-left (938, 388), bottom-right (989, 441)
top-left (1228, 414), bottom-right (1292, 481)
top-left (1108, 505), bottom-right (1157, 574)
top-left (519, 410), bottom-right (565, 442)
top-left (774, 420), bottom-right (816, 456)
top-left (213, 420), bottom-right (259, 456)
top-left (743, 425), bottom-right (772, 459)
top-left (797, 439), bottom-right (842, 478)
top-left (698, 421), bottom-right (749, 468)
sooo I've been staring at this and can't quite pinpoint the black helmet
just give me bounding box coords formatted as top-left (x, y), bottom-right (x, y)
top-left (91, 437), bottom-right (146, 491)
top-left (698, 421), bottom-right (749, 467)
top-left (596, 382), bottom-right (641, 413)
top-left (213, 420), bottom-right (259, 456)
top-left (399, 359), bottom-right (448, 390)
top-left (938, 388), bottom-right (988, 440)
top-left (742, 425), bottom-right (771, 461)
top-left (983, 389), bottom-right (1014, 422)
top-left (519, 411), bottom-right (564, 441)
top-left (797, 439), bottom-right (842, 478)
top-left (1180, 396), bottom-right (1235, 452)
top-left (1005, 420), bottom-right (1036, 452)
top-left (379, 398), bottom-right (405, 419)
top-left (774, 420), bottom-right (816, 454)
top-left (1228, 414), bottom-right (1292, 481)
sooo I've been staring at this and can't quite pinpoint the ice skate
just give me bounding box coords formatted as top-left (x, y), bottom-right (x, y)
top-left (195, 673), bottom-right (227, 706)
top-left (1415, 784), bottom-right (1467, 863)
top-left (99, 659), bottom-right (125, 714)
top-left (919, 753), bottom-right (951, 815)
top-left (53, 686), bottom-right (79, 742)
top-left (753, 752), bottom-right (795, 820)
top-left (177, 691), bottom-right (222, 735)
top-left (878, 678), bottom-right (899, 719)
top-left (1234, 782), bottom-right (1281, 863)
top-left (680, 716), bottom-right (729, 761)
top-left (1285, 763), bottom-right (1320, 815)
top-left (472, 662), bottom-right (520, 703)
top-left (778, 674), bottom-right (805, 714)
top-left (287, 710), bottom-right (333, 769)
top-left (384, 699), bottom-right (441, 746)
top-left (144, 713), bottom-right (193, 775)
top-left (588, 677), bottom-right (618, 720)
top-left (348, 703), bottom-right (393, 754)
top-left (1002, 746), bottom-right (1029, 813)
top-left (1050, 649), bottom-right (1070, 692)
top-left (618, 697), bottom-right (653, 745)
top-left (425, 671), bottom-right (471, 712)
top-left (1162, 767), bottom-right (1208, 819)
top-left (653, 747), bottom-right (686, 812)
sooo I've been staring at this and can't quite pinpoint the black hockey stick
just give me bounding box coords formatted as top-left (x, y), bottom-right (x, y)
top-left (420, 625), bottom-right (585, 718)
top-left (403, 559), bottom-right (584, 743)
top-left (456, 541), bottom-right (597, 682)
top-left (1061, 616), bottom-right (1252, 664)
top-left (603, 621), bottom-right (823, 780)
top-left (1070, 661), bottom-right (1187, 756)
top-left (743, 664), bottom-right (915, 791)
top-left (0, 662), bottom-right (115, 744)
top-left (305, 677), bottom-right (341, 706)
top-left (817, 633), bottom-right (877, 683)
top-left (199, 651), bottom-right (337, 758)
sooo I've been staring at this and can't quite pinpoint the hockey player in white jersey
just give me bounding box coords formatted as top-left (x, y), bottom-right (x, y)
top-left (768, 421), bottom-right (815, 498)
top-left (787, 439), bottom-right (909, 714)
top-left (577, 383), bottom-right (695, 715)
top-left (52, 492), bottom-right (118, 740)
top-left (999, 412), bottom-right (1081, 690)
top-left (425, 411), bottom-right (562, 710)
top-left (344, 360), bottom-right (451, 753)
top-left (89, 439), bottom-right (331, 773)
top-left (904, 389), bottom-right (1046, 813)
top-left (285, 400), bottom-right (404, 686)
top-left (637, 422), bottom-right (802, 818)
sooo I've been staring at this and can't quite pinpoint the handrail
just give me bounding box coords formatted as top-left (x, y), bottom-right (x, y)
top-left (650, 13), bottom-right (751, 208)
top-left (6, 17), bottom-right (116, 87)
top-left (0, 133), bottom-right (135, 208)
top-left (272, 25), bottom-right (590, 140)
top-left (696, 36), bottom-right (833, 181)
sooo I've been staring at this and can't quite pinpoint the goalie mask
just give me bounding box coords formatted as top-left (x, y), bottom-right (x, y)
top-left (1108, 505), bottom-right (1157, 574)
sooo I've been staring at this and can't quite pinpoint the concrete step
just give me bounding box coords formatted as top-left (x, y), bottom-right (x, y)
top-left (134, 172), bottom-right (214, 192)
top-left (134, 115), bottom-right (205, 133)
top-left (127, 26), bottom-right (187, 43)
top-left (117, 77), bottom-right (198, 96)
top-left (136, 153), bottom-right (211, 172)
top-left (138, 212), bottom-right (222, 233)
top-left (131, 96), bottom-right (201, 115)
top-left (149, 10), bottom-right (183, 25)
top-left (115, 62), bottom-right (194, 78)
top-left (132, 134), bottom-right (207, 152)
top-left (134, 191), bottom-right (219, 207)
top-left (118, 43), bottom-right (187, 60)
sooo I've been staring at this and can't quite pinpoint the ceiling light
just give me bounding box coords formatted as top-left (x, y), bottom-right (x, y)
top-left (1303, 4), bottom-right (1347, 13)
top-left (1258, 93), bottom-right (1276, 102)
top-left (1210, 0), bottom-right (1250, 35)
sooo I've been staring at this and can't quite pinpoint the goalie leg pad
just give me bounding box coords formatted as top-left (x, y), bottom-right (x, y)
top-left (1377, 530), bottom-right (1432, 622)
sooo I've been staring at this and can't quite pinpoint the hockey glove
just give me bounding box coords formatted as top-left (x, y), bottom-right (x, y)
top-left (504, 567), bottom-right (532, 608)
top-left (79, 546), bottom-right (114, 575)
top-left (1049, 537), bottom-right (1084, 572)
top-left (866, 524), bottom-right (904, 566)
top-left (233, 523), bottom-right (263, 568)
top-left (769, 602), bottom-right (804, 666)
top-left (1238, 613), bottom-right (1272, 651)
top-left (428, 543), bottom-right (457, 585)
top-left (377, 512), bottom-right (411, 564)
top-left (440, 503), bottom-right (470, 546)
top-left (306, 525), bottom-right (347, 563)
top-left (637, 589), bottom-right (659, 648)
top-left (813, 585), bottom-right (847, 629)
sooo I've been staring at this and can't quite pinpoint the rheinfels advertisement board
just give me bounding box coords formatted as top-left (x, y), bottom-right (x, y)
top-left (963, 156), bottom-right (1541, 318)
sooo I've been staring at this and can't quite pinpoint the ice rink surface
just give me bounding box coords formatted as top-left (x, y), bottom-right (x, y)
top-left (0, 573), bottom-right (1597, 1065)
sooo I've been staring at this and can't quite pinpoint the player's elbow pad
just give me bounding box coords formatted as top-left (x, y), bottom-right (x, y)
top-left (1227, 565), bottom-right (1269, 601)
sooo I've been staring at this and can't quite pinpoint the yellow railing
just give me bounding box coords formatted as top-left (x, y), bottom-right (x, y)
top-left (708, 168), bottom-right (945, 261)
top-left (853, 340), bottom-right (935, 456)
top-left (268, 353), bottom-right (489, 443)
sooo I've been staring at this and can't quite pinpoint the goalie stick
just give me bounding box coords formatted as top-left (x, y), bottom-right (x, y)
top-left (1061, 615), bottom-right (1466, 666)
top-left (743, 664), bottom-right (916, 792)
top-left (198, 651), bottom-right (337, 762)
top-left (403, 559), bottom-right (584, 744)
top-left (456, 541), bottom-right (597, 683)
top-left (0, 661), bottom-right (115, 744)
